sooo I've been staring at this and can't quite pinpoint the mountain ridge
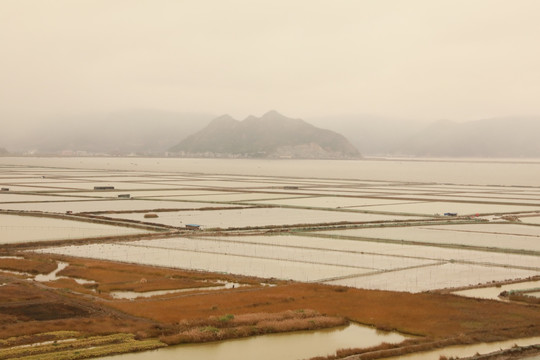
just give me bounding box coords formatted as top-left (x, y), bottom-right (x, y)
top-left (308, 115), bottom-right (540, 157)
top-left (393, 117), bottom-right (540, 157)
top-left (3, 110), bottom-right (214, 155)
top-left (169, 111), bottom-right (361, 159)
top-left (3, 110), bottom-right (538, 158)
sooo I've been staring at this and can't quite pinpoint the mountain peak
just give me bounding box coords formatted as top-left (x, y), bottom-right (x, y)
top-left (169, 112), bottom-right (360, 159)
top-left (208, 114), bottom-right (238, 127)
top-left (213, 114), bottom-right (236, 122)
top-left (261, 110), bottom-right (285, 119)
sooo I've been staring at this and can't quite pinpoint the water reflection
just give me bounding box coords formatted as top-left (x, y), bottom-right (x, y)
top-left (385, 336), bottom-right (540, 359)
top-left (98, 323), bottom-right (408, 360)
top-left (453, 280), bottom-right (540, 300)
top-left (34, 262), bottom-right (69, 282)
top-left (110, 281), bottom-right (244, 299)
top-left (0, 214), bottom-right (147, 244)
top-left (32, 261), bottom-right (97, 286)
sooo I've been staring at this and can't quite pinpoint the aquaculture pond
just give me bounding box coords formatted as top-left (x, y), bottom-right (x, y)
top-left (0, 214), bottom-right (150, 244)
top-left (319, 223), bottom-right (540, 252)
top-left (97, 323), bottom-right (408, 360)
top-left (36, 233), bottom-right (539, 292)
top-left (453, 280), bottom-right (540, 300)
top-left (105, 207), bottom-right (417, 229)
top-left (2, 157), bottom-right (540, 360)
top-left (384, 336), bottom-right (540, 360)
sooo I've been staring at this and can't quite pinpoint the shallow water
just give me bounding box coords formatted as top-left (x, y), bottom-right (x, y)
top-left (36, 241), bottom-right (368, 283)
top-left (34, 262), bottom-right (69, 282)
top-left (1, 199), bottom-right (234, 213)
top-left (97, 323), bottom-right (408, 360)
top-left (4, 157), bottom-right (540, 186)
top-left (106, 207), bottom-right (416, 229)
top-left (109, 281), bottom-right (243, 299)
top-left (327, 262), bottom-right (536, 293)
top-left (321, 224), bottom-right (540, 252)
top-left (37, 234), bottom-right (539, 293)
top-left (0, 193), bottom-right (85, 203)
top-left (452, 281), bottom-right (540, 300)
top-left (0, 214), bottom-right (148, 244)
top-left (385, 336), bottom-right (540, 359)
top-left (4, 157), bottom-right (540, 293)
top-left (0, 269), bottom-right (33, 277)
top-left (32, 261), bottom-right (97, 285)
top-left (522, 216), bottom-right (540, 224)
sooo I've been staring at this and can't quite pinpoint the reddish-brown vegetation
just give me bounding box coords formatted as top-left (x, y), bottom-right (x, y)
top-left (52, 255), bottom-right (266, 294)
top-left (0, 254), bottom-right (539, 359)
top-left (0, 280), bottom-right (158, 343)
top-left (107, 282), bottom-right (540, 340)
top-left (159, 309), bottom-right (347, 345)
top-left (0, 256), bottom-right (57, 274)
top-left (501, 292), bottom-right (540, 305)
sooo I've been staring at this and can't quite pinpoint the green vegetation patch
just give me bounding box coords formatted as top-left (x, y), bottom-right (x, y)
top-left (218, 314), bottom-right (235, 323)
top-left (0, 333), bottom-right (165, 360)
top-left (0, 331), bottom-right (80, 348)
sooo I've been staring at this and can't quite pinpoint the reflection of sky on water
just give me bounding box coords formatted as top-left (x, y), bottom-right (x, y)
top-left (0, 214), bottom-right (147, 244)
top-left (98, 323), bottom-right (408, 360)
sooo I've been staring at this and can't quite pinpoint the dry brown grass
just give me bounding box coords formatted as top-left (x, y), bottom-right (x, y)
top-left (41, 277), bottom-right (99, 295)
top-left (0, 256), bottom-right (57, 274)
top-left (0, 277), bottom-right (160, 342)
top-left (1, 256), bottom-right (539, 360)
top-left (58, 264), bottom-right (223, 293)
top-left (158, 309), bottom-right (347, 345)
top-left (230, 309), bottom-right (319, 325)
top-left (109, 282), bottom-right (540, 341)
top-left (0, 281), bottom-right (50, 304)
top-left (0, 331), bottom-right (79, 349)
top-left (52, 255), bottom-right (267, 295)
top-left (501, 292), bottom-right (540, 305)
top-left (0, 308), bottom-right (155, 340)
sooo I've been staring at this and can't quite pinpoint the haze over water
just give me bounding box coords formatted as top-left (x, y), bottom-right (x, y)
top-left (1, 1), bottom-right (540, 153)
top-left (3, 157), bottom-right (540, 187)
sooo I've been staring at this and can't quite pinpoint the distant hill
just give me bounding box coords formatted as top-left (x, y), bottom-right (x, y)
top-left (308, 115), bottom-right (540, 158)
top-left (392, 117), bottom-right (540, 157)
top-left (7, 109), bottom-right (538, 158)
top-left (10, 110), bottom-right (214, 155)
top-left (308, 115), bottom-right (429, 156)
top-left (169, 111), bottom-right (361, 159)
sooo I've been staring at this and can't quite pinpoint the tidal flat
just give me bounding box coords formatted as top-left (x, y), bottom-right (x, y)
top-left (0, 157), bottom-right (539, 360)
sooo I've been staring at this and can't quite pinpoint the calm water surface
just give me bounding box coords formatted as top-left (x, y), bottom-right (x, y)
top-left (98, 323), bottom-right (407, 360)
top-left (3, 157), bottom-right (540, 186)
top-left (453, 280), bottom-right (540, 300)
top-left (386, 336), bottom-right (540, 360)
top-left (3, 157), bottom-right (540, 359)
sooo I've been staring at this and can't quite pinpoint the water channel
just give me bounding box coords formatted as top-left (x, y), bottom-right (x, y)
top-left (452, 280), bottom-right (540, 300)
top-left (386, 336), bottom-right (540, 360)
top-left (97, 323), bottom-right (407, 360)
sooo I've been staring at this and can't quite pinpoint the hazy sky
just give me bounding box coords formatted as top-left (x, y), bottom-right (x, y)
top-left (1, 0), bottom-right (540, 123)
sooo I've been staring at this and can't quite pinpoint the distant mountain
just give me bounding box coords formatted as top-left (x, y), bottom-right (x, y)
top-left (8, 109), bottom-right (537, 158)
top-left (308, 115), bottom-right (430, 156)
top-left (308, 115), bottom-right (540, 158)
top-left (393, 117), bottom-right (540, 157)
top-left (169, 111), bottom-right (361, 159)
top-left (8, 110), bottom-right (214, 155)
